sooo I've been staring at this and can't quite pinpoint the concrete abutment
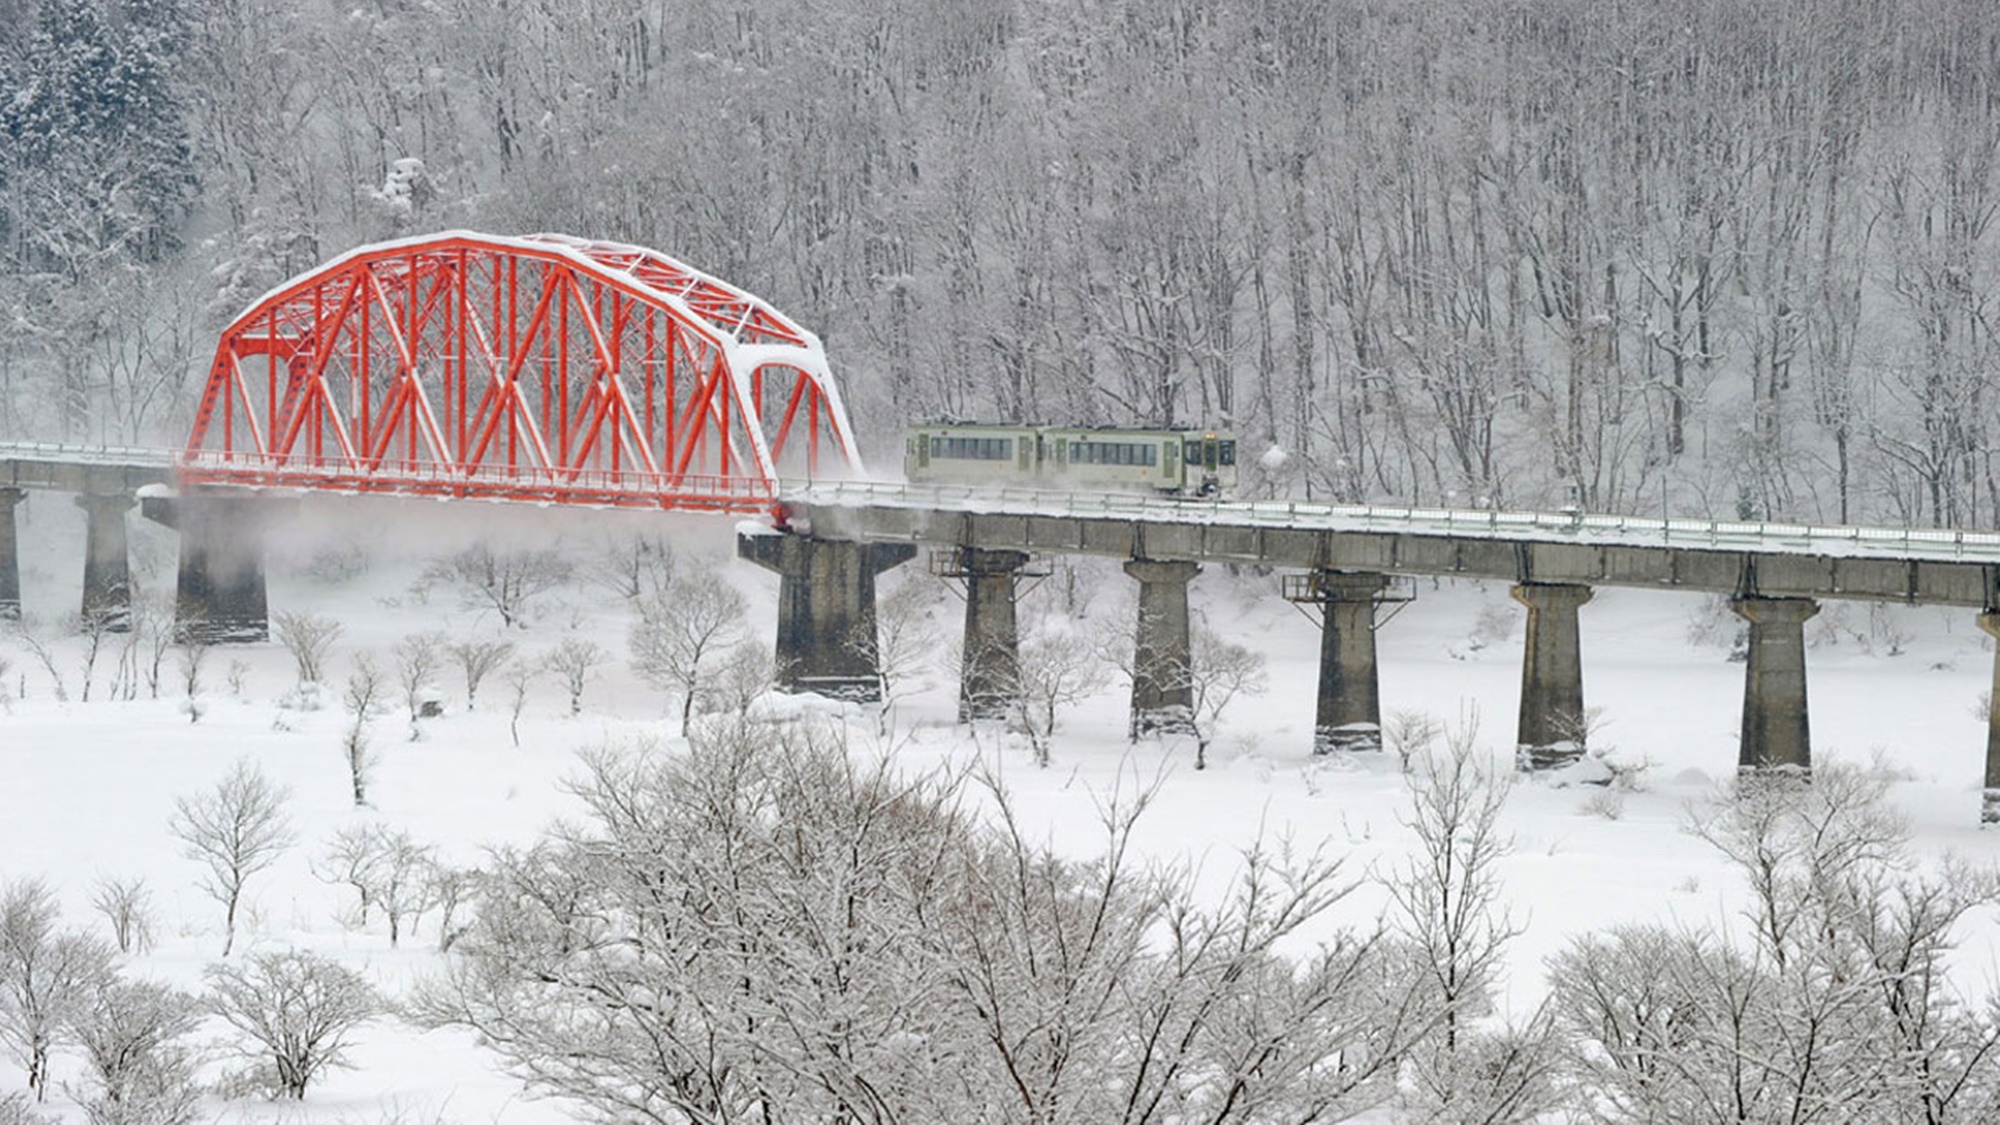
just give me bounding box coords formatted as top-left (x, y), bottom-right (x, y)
top-left (737, 532), bottom-right (916, 701)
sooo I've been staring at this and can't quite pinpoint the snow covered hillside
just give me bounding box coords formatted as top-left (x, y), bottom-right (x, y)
top-left (4, 493), bottom-right (1999, 1122)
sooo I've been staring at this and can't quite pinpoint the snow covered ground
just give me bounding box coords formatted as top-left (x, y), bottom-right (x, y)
top-left (3, 492), bottom-right (1998, 1122)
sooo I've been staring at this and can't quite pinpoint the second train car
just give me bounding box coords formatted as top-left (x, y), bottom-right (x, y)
top-left (904, 423), bottom-right (1238, 496)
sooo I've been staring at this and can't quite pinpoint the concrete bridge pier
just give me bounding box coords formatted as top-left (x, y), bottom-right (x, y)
top-left (0, 487), bottom-right (22, 619)
top-left (142, 493), bottom-right (279, 643)
top-left (1732, 596), bottom-right (1819, 774)
top-left (954, 547), bottom-right (1031, 723)
top-left (1302, 570), bottom-right (1390, 754)
top-left (76, 492), bottom-right (136, 630)
top-left (1125, 558), bottom-right (1199, 738)
top-left (1512, 582), bottom-right (1594, 770)
top-left (1976, 611), bottom-right (2000, 824)
top-left (738, 532), bottom-right (916, 701)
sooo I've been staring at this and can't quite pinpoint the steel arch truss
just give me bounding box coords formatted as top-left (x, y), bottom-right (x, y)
top-left (183, 231), bottom-right (865, 513)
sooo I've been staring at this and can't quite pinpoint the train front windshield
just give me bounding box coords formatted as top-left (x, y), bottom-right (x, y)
top-left (1184, 436), bottom-right (1237, 471)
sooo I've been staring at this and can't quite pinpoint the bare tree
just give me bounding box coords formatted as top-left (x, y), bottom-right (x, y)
top-left (340, 654), bottom-right (387, 807)
top-left (7, 620), bottom-right (67, 702)
top-left (427, 542), bottom-right (572, 629)
top-left (70, 606), bottom-right (120, 703)
top-left (500, 659), bottom-right (538, 747)
top-left (1384, 709), bottom-right (1445, 773)
top-left (313, 824), bottom-right (385, 929)
top-left (168, 760), bottom-right (295, 956)
top-left (425, 860), bottom-right (477, 954)
top-left (391, 630), bottom-right (445, 722)
top-left (544, 638), bottom-right (607, 717)
top-left (584, 532), bottom-right (676, 601)
top-left (0, 879), bottom-right (112, 1102)
top-left (308, 824), bottom-right (433, 947)
top-left (108, 600), bottom-right (153, 696)
top-left (87, 877), bottom-right (153, 956)
top-left (1006, 626), bottom-right (1108, 768)
top-left (851, 576), bottom-right (937, 736)
top-left (68, 976), bottom-right (201, 1125)
top-left (629, 563), bottom-right (747, 734)
top-left (1186, 623), bottom-right (1268, 769)
top-left (173, 635), bottom-right (207, 725)
top-left (369, 829), bottom-right (434, 949)
top-left (446, 638), bottom-right (514, 710)
top-left (206, 949), bottom-right (379, 1100)
top-left (273, 611), bottom-right (342, 686)
top-left (705, 643), bottom-right (774, 720)
top-left (1389, 712), bottom-right (1556, 1121)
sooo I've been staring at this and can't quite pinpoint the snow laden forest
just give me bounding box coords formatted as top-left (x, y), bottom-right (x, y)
top-left (5, 0), bottom-right (2000, 525)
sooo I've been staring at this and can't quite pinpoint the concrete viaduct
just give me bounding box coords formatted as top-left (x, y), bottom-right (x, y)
top-left (767, 482), bottom-right (2000, 822)
top-left (2, 446), bottom-right (272, 641)
top-left (9, 445), bottom-right (2000, 820)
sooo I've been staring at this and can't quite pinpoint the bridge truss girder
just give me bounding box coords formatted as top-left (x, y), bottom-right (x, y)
top-left (183, 232), bottom-right (864, 514)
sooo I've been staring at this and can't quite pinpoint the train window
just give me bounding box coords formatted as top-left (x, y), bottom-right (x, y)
top-left (934, 436), bottom-right (1013, 460)
top-left (1072, 441), bottom-right (1156, 467)
top-left (1219, 440), bottom-right (1236, 466)
top-left (1184, 442), bottom-right (1202, 465)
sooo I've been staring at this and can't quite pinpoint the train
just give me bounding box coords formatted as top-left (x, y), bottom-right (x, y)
top-left (904, 423), bottom-right (1238, 496)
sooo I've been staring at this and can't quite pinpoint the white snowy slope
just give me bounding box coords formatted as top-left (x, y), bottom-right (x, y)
top-left (1, 492), bottom-right (1997, 1122)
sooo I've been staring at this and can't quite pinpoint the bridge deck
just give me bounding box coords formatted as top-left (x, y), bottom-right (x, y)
top-left (5, 443), bottom-right (1997, 606)
top-left (788, 482), bottom-right (2000, 607)
top-left (0, 443), bottom-right (175, 493)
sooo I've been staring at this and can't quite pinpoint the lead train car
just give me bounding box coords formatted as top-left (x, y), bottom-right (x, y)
top-left (904, 423), bottom-right (1238, 496)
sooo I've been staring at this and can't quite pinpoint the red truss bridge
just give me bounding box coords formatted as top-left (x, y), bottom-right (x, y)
top-left (182, 231), bottom-right (865, 514)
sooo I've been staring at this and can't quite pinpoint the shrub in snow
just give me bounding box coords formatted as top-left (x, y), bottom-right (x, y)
top-left (88, 877), bottom-right (154, 956)
top-left (415, 717), bottom-right (1437, 1122)
top-left (69, 977), bottom-right (202, 1125)
top-left (1548, 766), bottom-right (2000, 1120)
top-left (207, 949), bottom-right (379, 1100)
top-left (1577, 788), bottom-right (1625, 820)
top-left (273, 612), bottom-right (343, 687)
top-left (0, 1094), bottom-right (51, 1125)
top-left (275, 683), bottom-right (330, 712)
top-left (0, 879), bottom-right (114, 1102)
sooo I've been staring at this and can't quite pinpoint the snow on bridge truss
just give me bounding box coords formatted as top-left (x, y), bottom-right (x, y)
top-left (182, 231), bottom-right (865, 514)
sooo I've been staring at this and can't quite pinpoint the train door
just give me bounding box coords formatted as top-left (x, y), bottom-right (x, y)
top-left (1188, 433), bottom-right (1231, 495)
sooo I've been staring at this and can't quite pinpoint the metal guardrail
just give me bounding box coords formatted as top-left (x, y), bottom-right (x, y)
top-left (0, 441), bottom-right (179, 467)
top-left (5, 442), bottom-right (1999, 566)
top-left (782, 480), bottom-right (2000, 567)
